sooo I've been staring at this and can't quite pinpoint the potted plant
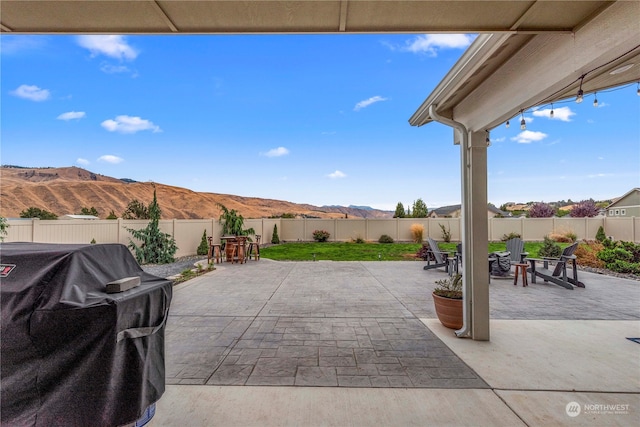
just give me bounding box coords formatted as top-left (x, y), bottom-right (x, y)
top-left (432, 274), bottom-right (463, 329)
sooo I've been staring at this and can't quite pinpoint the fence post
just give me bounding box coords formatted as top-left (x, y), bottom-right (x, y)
top-left (32, 218), bottom-right (39, 242)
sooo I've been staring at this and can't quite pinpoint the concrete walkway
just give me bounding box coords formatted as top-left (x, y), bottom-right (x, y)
top-left (150, 260), bottom-right (640, 426)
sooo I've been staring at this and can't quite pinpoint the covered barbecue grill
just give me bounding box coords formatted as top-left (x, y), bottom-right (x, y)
top-left (0, 243), bottom-right (173, 427)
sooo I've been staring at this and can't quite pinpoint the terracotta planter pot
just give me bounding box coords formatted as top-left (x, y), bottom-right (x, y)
top-left (432, 292), bottom-right (463, 329)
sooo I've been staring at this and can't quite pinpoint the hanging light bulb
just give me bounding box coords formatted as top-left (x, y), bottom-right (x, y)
top-left (520, 111), bottom-right (526, 130)
top-left (505, 120), bottom-right (510, 129)
top-left (485, 130), bottom-right (490, 144)
top-left (637, 82), bottom-right (639, 96)
top-left (576, 76), bottom-right (584, 103)
top-left (550, 103), bottom-right (554, 118)
top-left (593, 92), bottom-right (598, 107)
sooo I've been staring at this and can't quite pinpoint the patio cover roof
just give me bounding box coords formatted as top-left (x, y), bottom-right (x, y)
top-left (0, 0), bottom-right (622, 35)
top-left (408, 2), bottom-right (640, 132)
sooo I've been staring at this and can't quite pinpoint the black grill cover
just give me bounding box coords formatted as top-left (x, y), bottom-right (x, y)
top-left (0, 243), bottom-right (173, 427)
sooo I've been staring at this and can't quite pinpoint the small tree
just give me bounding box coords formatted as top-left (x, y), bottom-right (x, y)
top-left (106, 210), bottom-right (118, 220)
top-left (439, 223), bottom-right (452, 242)
top-left (217, 203), bottom-right (255, 236)
top-left (411, 198), bottom-right (428, 218)
top-left (0, 216), bottom-right (8, 241)
top-left (539, 236), bottom-right (562, 258)
top-left (20, 207), bottom-right (57, 220)
top-left (122, 199), bottom-right (150, 219)
top-left (595, 226), bottom-right (607, 243)
top-left (197, 229), bottom-right (209, 256)
top-left (271, 224), bottom-right (280, 244)
top-left (570, 200), bottom-right (600, 218)
top-left (393, 202), bottom-right (406, 218)
top-left (528, 202), bottom-right (555, 218)
top-left (126, 189), bottom-right (177, 264)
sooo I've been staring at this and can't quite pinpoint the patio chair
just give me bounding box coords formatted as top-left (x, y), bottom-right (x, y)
top-left (525, 242), bottom-right (585, 289)
top-left (505, 237), bottom-right (528, 264)
top-left (422, 237), bottom-right (456, 275)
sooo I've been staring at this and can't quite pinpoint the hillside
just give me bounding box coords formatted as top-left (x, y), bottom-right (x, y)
top-left (0, 166), bottom-right (393, 220)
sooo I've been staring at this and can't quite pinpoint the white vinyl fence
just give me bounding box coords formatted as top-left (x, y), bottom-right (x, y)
top-left (3, 217), bottom-right (638, 258)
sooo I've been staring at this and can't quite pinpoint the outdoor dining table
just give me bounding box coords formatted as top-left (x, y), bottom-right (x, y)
top-left (220, 235), bottom-right (247, 263)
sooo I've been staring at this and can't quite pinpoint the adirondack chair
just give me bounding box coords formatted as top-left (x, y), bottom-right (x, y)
top-left (505, 237), bottom-right (528, 264)
top-left (422, 237), bottom-right (456, 274)
top-left (525, 242), bottom-right (585, 289)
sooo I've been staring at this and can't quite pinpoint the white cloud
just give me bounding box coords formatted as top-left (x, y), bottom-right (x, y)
top-left (77, 35), bottom-right (138, 60)
top-left (262, 147), bottom-right (289, 157)
top-left (354, 96), bottom-right (388, 111)
top-left (10, 84), bottom-right (50, 101)
top-left (327, 170), bottom-right (347, 179)
top-left (403, 34), bottom-right (474, 55)
top-left (98, 155), bottom-right (124, 164)
top-left (511, 130), bottom-right (548, 144)
top-left (100, 63), bottom-right (131, 74)
top-left (492, 137), bottom-right (506, 142)
top-left (57, 111), bottom-right (86, 121)
top-left (532, 106), bottom-right (575, 122)
top-left (76, 158), bottom-right (90, 166)
top-left (101, 115), bottom-right (161, 134)
top-left (0, 36), bottom-right (48, 55)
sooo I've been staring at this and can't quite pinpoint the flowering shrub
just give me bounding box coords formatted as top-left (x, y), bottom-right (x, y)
top-left (528, 202), bottom-right (555, 218)
top-left (312, 229), bottom-right (330, 242)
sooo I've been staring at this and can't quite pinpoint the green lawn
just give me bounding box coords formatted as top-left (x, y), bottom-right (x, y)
top-left (260, 241), bottom-right (568, 261)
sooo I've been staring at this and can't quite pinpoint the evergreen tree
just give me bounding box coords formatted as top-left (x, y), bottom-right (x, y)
top-left (393, 202), bottom-right (405, 218)
top-left (106, 210), bottom-right (118, 220)
top-left (271, 224), bottom-right (280, 244)
top-left (197, 229), bottom-right (209, 255)
top-left (595, 226), bottom-right (606, 243)
top-left (411, 198), bottom-right (428, 218)
top-left (126, 189), bottom-right (177, 264)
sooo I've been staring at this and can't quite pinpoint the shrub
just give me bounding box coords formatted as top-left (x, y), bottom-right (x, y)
top-left (501, 232), bottom-right (521, 241)
top-left (312, 229), bottom-right (330, 242)
top-left (595, 226), bottom-right (606, 243)
top-left (197, 229), bottom-right (209, 256)
top-left (539, 236), bottom-right (562, 258)
top-left (575, 240), bottom-right (605, 268)
top-left (0, 217), bottom-right (8, 241)
top-left (596, 240), bottom-right (640, 274)
top-left (439, 223), bottom-right (451, 243)
top-left (20, 207), bottom-right (57, 220)
top-left (528, 202), bottom-right (554, 218)
top-left (378, 234), bottom-right (394, 244)
top-left (271, 224), bottom-right (280, 244)
top-left (352, 235), bottom-right (365, 244)
top-left (549, 229), bottom-right (577, 243)
top-left (410, 223), bottom-right (424, 243)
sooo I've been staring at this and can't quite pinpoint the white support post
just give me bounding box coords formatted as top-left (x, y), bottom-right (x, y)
top-left (467, 130), bottom-right (490, 341)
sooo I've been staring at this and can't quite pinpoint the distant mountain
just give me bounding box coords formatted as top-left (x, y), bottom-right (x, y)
top-left (1, 166), bottom-right (394, 220)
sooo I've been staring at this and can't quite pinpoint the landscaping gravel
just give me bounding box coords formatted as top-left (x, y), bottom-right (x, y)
top-left (141, 255), bottom-right (207, 278)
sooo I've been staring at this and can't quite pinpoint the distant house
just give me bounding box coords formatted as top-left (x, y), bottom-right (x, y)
top-left (428, 204), bottom-right (509, 218)
top-left (606, 188), bottom-right (640, 217)
top-left (60, 214), bottom-right (99, 220)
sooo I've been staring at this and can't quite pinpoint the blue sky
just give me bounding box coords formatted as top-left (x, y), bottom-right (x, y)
top-left (2, 34), bottom-right (638, 211)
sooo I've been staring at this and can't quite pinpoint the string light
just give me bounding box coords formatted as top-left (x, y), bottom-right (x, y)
top-left (576, 75), bottom-right (584, 103)
top-left (520, 111), bottom-right (526, 130)
top-left (550, 103), bottom-right (554, 118)
top-left (637, 82), bottom-right (640, 96)
top-left (593, 92), bottom-right (598, 107)
top-left (485, 130), bottom-right (490, 144)
top-left (505, 120), bottom-right (510, 128)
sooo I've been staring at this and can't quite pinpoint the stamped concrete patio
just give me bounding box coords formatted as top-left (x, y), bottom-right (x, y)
top-left (152, 260), bottom-right (640, 426)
